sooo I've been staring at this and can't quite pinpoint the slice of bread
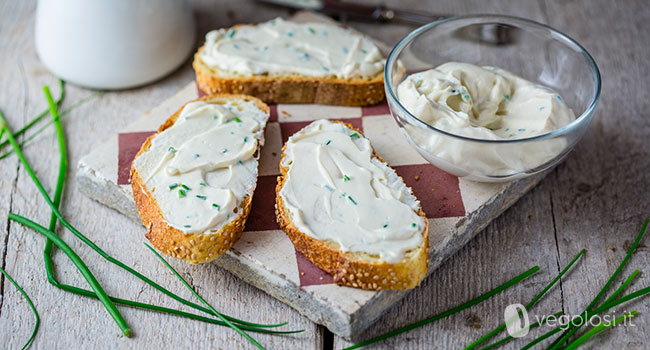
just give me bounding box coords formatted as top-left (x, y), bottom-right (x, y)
top-left (130, 94), bottom-right (269, 264)
top-left (275, 120), bottom-right (429, 290)
top-left (193, 19), bottom-right (385, 106)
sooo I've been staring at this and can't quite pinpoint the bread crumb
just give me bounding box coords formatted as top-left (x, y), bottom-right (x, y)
top-left (300, 272), bottom-right (305, 276)
top-left (272, 152), bottom-right (277, 157)
top-left (414, 175), bottom-right (420, 181)
top-left (528, 215), bottom-right (534, 220)
top-left (319, 276), bottom-right (323, 280)
top-left (232, 297), bottom-right (236, 301)
top-left (281, 110), bottom-right (291, 117)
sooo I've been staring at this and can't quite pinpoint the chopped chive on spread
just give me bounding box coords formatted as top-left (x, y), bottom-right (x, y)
top-left (325, 140), bottom-right (331, 146)
top-left (243, 136), bottom-right (248, 143)
top-left (324, 185), bottom-right (334, 192)
top-left (415, 79), bottom-right (423, 87)
top-left (348, 196), bottom-right (358, 205)
top-left (178, 189), bottom-right (186, 198)
top-left (212, 114), bottom-right (219, 120)
top-left (505, 127), bottom-right (510, 131)
top-left (233, 117), bottom-right (242, 123)
top-left (462, 93), bottom-right (470, 100)
top-left (286, 31), bottom-right (294, 37)
top-left (361, 49), bottom-right (367, 54)
top-left (196, 195), bottom-right (207, 200)
top-left (412, 222), bottom-right (417, 228)
top-left (383, 223), bottom-right (389, 228)
top-left (237, 160), bottom-right (243, 165)
top-left (503, 93), bottom-right (510, 101)
top-left (226, 28), bottom-right (236, 38)
top-left (222, 148), bottom-right (228, 154)
top-left (349, 133), bottom-right (360, 139)
top-left (168, 146), bottom-right (175, 152)
top-left (212, 203), bottom-right (220, 209)
top-left (307, 27), bottom-right (316, 34)
top-left (556, 95), bottom-right (564, 103)
top-left (194, 153), bottom-right (200, 158)
top-left (181, 184), bottom-right (191, 191)
top-left (199, 181), bottom-right (206, 187)
top-left (343, 175), bottom-right (351, 182)
top-left (263, 45), bottom-right (269, 51)
top-left (299, 53), bottom-right (310, 61)
top-left (539, 106), bottom-right (545, 111)
top-left (342, 47), bottom-right (349, 54)
top-left (322, 66), bottom-right (330, 72)
top-left (184, 225), bottom-right (191, 228)
top-left (233, 44), bottom-right (240, 50)
top-left (518, 128), bottom-right (526, 132)
top-left (230, 131), bottom-right (235, 135)
top-left (451, 89), bottom-right (458, 94)
top-left (168, 183), bottom-right (179, 190)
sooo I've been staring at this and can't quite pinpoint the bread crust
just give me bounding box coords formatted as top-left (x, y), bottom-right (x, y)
top-left (130, 94), bottom-right (270, 264)
top-left (192, 23), bottom-right (386, 106)
top-left (275, 121), bottom-right (429, 290)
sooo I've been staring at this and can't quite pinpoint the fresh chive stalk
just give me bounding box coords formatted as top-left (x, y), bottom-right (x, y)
top-left (145, 244), bottom-right (265, 349)
top-left (0, 266), bottom-right (39, 350)
top-left (21, 278), bottom-right (299, 334)
top-left (522, 220), bottom-right (649, 350)
top-left (0, 87), bottom-right (102, 161)
top-left (564, 311), bottom-right (637, 350)
top-left (546, 220), bottom-right (648, 350)
top-left (465, 249), bottom-right (585, 349)
top-left (1, 105), bottom-right (287, 331)
top-left (344, 266), bottom-right (540, 350)
top-left (41, 85), bottom-right (69, 304)
top-left (479, 311), bottom-right (563, 350)
top-left (8, 213), bottom-right (131, 337)
top-left (0, 79), bottom-right (64, 151)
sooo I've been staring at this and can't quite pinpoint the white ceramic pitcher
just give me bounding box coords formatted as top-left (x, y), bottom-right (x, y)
top-left (35, 0), bottom-right (196, 89)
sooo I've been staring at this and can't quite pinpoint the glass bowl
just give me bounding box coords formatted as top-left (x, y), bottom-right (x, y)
top-left (385, 15), bottom-right (601, 182)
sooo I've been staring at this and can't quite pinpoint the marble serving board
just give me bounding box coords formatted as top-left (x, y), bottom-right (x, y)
top-left (76, 12), bottom-right (547, 340)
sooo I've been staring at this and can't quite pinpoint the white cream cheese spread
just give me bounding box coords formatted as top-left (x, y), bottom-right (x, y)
top-left (199, 17), bottom-right (385, 79)
top-left (397, 62), bottom-right (576, 176)
top-left (279, 119), bottom-right (426, 264)
top-left (133, 98), bottom-right (269, 234)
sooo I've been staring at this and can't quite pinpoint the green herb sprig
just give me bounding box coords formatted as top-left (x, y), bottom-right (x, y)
top-left (0, 83), bottom-right (102, 160)
top-left (145, 243), bottom-right (264, 349)
top-left (521, 219), bottom-right (648, 349)
top-left (464, 249), bottom-right (585, 349)
top-left (0, 266), bottom-right (39, 350)
top-left (8, 213), bottom-right (132, 337)
top-left (564, 311), bottom-right (637, 350)
top-left (546, 219), bottom-right (648, 350)
top-left (479, 312), bottom-right (563, 350)
top-left (344, 265), bottom-right (540, 349)
top-left (0, 79), bottom-right (64, 152)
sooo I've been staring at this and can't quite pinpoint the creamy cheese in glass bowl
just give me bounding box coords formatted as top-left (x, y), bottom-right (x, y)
top-left (385, 15), bottom-right (601, 182)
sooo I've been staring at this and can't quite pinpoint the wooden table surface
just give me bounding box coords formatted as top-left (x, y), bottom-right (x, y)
top-left (1, 0), bottom-right (648, 349)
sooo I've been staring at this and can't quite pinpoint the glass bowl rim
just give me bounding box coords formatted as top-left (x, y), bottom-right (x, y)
top-left (384, 14), bottom-right (602, 144)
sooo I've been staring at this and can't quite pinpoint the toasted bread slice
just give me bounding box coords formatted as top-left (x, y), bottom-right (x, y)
top-left (193, 18), bottom-right (385, 106)
top-left (131, 94), bottom-right (269, 264)
top-left (275, 120), bottom-right (429, 290)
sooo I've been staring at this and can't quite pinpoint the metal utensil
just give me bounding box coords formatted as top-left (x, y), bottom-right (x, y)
top-left (257, 0), bottom-right (517, 45)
